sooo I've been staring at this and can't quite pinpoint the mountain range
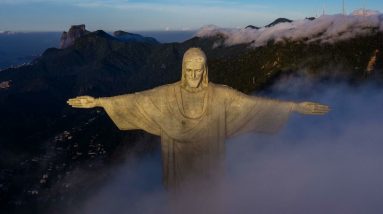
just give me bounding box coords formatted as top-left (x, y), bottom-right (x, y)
top-left (0, 16), bottom-right (382, 212)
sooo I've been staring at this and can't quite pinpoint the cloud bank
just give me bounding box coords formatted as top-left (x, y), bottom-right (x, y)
top-left (196, 9), bottom-right (383, 47)
top-left (61, 76), bottom-right (383, 214)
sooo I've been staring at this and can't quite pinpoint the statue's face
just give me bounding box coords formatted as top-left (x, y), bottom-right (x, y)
top-left (185, 60), bottom-right (204, 88)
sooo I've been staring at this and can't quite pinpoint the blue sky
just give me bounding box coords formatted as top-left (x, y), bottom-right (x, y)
top-left (0, 0), bottom-right (382, 32)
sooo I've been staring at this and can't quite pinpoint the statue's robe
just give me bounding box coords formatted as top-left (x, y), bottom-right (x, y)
top-left (99, 82), bottom-right (293, 189)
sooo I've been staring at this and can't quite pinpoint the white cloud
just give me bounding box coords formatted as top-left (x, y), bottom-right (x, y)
top-left (351, 9), bottom-right (381, 16)
top-left (196, 10), bottom-right (383, 47)
top-left (64, 79), bottom-right (383, 214)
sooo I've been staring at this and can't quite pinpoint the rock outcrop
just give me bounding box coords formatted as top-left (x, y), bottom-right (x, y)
top-left (60, 24), bottom-right (89, 49)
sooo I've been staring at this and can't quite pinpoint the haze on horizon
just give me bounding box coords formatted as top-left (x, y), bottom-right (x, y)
top-left (0, 0), bottom-right (382, 32)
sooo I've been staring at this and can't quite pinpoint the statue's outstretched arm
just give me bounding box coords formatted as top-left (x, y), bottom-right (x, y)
top-left (67, 96), bottom-right (102, 108)
top-left (292, 101), bottom-right (330, 115)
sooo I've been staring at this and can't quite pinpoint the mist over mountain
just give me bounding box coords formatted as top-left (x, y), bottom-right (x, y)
top-left (197, 10), bottom-right (383, 47)
top-left (264, 18), bottom-right (292, 28)
top-left (0, 12), bottom-right (383, 213)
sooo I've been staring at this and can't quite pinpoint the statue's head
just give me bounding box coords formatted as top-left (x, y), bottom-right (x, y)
top-left (181, 47), bottom-right (208, 91)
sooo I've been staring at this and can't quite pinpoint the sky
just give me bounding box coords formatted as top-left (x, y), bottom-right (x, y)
top-left (0, 0), bottom-right (382, 32)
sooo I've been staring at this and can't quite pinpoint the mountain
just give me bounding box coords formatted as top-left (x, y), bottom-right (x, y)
top-left (265, 18), bottom-right (292, 28)
top-left (245, 25), bottom-right (260, 30)
top-left (113, 30), bottom-right (159, 44)
top-left (60, 25), bottom-right (160, 49)
top-left (245, 17), bottom-right (313, 31)
top-left (60, 24), bottom-right (90, 48)
top-left (0, 18), bottom-right (382, 212)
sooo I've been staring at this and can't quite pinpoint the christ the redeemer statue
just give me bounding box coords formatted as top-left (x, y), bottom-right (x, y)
top-left (67, 47), bottom-right (329, 189)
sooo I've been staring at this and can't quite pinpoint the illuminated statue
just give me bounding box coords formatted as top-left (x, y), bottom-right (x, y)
top-left (67, 47), bottom-right (329, 189)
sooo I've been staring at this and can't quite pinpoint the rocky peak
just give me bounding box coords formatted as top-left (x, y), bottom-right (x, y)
top-left (60, 24), bottom-right (90, 49)
top-left (265, 18), bottom-right (292, 28)
top-left (245, 25), bottom-right (260, 30)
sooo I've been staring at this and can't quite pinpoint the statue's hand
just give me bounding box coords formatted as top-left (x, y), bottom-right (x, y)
top-left (67, 96), bottom-right (99, 108)
top-left (294, 102), bottom-right (330, 115)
